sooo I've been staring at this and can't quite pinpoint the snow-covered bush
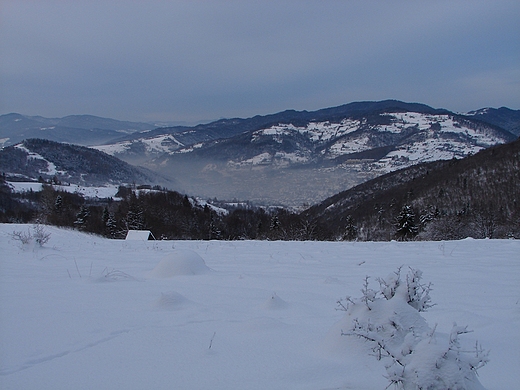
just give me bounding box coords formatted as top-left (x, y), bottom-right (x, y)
top-left (9, 228), bottom-right (33, 245)
top-left (10, 225), bottom-right (51, 247)
top-left (33, 224), bottom-right (51, 246)
top-left (338, 267), bottom-right (489, 390)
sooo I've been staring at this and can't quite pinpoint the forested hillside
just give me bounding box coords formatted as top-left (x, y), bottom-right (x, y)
top-left (0, 179), bottom-right (309, 240)
top-left (304, 138), bottom-right (520, 240)
top-left (0, 139), bottom-right (165, 186)
top-left (2, 138), bottom-right (518, 241)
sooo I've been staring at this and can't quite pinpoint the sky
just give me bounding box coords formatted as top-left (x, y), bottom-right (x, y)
top-left (1, 1), bottom-right (519, 123)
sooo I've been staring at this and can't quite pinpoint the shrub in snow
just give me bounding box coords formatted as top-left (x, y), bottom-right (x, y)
top-left (148, 249), bottom-right (211, 277)
top-left (33, 224), bottom-right (51, 246)
top-left (338, 267), bottom-right (489, 390)
top-left (10, 225), bottom-right (51, 247)
top-left (10, 228), bottom-right (33, 245)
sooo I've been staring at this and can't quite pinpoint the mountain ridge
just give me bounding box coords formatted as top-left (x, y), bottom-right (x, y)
top-left (465, 107), bottom-right (520, 136)
top-left (2, 101), bottom-right (518, 150)
top-left (127, 105), bottom-right (515, 206)
top-left (0, 138), bottom-right (173, 187)
top-left (2, 100), bottom-right (518, 206)
top-left (0, 113), bottom-right (156, 147)
top-left (98, 100), bottom-right (456, 148)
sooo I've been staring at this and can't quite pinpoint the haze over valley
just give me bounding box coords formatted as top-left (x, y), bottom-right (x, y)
top-left (2, 100), bottom-right (518, 207)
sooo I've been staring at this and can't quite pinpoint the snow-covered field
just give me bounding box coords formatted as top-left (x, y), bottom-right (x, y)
top-left (0, 224), bottom-right (518, 389)
top-left (7, 182), bottom-right (120, 199)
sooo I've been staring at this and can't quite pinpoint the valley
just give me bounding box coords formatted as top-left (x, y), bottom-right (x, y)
top-left (1, 100), bottom-right (519, 240)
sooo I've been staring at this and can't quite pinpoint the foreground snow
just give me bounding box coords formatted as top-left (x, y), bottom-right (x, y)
top-left (0, 224), bottom-right (518, 389)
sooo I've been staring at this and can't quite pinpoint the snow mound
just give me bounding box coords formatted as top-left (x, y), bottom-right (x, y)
top-left (148, 250), bottom-right (211, 277)
top-left (323, 276), bottom-right (343, 285)
top-left (153, 291), bottom-right (190, 310)
top-left (262, 292), bottom-right (289, 310)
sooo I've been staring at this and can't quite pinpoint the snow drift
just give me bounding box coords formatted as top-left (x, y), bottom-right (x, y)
top-left (148, 249), bottom-right (211, 277)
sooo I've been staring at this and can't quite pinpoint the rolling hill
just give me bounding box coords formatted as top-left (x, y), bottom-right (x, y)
top-left (303, 138), bottom-right (520, 240)
top-left (0, 138), bottom-right (173, 187)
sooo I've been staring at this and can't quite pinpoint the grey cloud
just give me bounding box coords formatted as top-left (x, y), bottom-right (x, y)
top-left (1, 0), bottom-right (519, 122)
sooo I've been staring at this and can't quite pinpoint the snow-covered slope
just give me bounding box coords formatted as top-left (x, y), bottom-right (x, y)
top-left (92, 103), bottom-right (515, 170)
top-left (0, 139), bottom-right (170, 187)
top-left (13, 144), bottom-right (61, 176)
top-left (198, 112), bottom-right (512, 173)
top-left (93, 134), bottom-right (185, 156)
top-left (7, 181), bottom-right (121, 199)
top-left (1, 224), bottom-right (518, 389)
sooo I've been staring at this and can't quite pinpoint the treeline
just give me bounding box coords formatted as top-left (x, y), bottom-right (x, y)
top-left (1, 138), bottom-right (519, 241)
top-left (0, 179), bottom-right (324, 240)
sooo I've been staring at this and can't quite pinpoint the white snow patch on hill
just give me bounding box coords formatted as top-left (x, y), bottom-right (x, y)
top-left (327, 134), bottom-right (371, 156)
top-left (93, 134), bottom-right (184, 156)
top-left (93, 140), bottom-right (134, 154)
top-left (14, 144), bottom-right (59, 175)
top-left (228, 112), bottom-right (506, 171)
top-left (8, 181), bottom-right (120, 198)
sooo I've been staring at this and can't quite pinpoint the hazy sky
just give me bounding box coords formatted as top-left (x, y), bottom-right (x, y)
top-left (1, 1), bottom-right (519, 123)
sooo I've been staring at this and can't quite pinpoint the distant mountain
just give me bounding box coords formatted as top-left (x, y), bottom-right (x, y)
top-left (0, 113), bottom-right (155, 147)
top-left (302, 138), bottom-right (520, 240)
top-left (175, 110), bottom-right (514, 169)
top-left (0, 138), bottom-right (173, 187)
top-left (3, 101), bottom-right (518, 206)
top-left (465, 107), bottom-right (520, 136)
top-left (94, 100), bottom-right (452, 158)
top-left (94, 101), bottom-right (515, 206)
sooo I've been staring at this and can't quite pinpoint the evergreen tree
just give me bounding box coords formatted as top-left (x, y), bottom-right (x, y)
top-left (54, 195), bottom-right (63, 214)
top-left (74, 206), bottom-right (90, 230)
top-left (125, 202), bottom-right (145, 230)
top-left (343, 215), bottom-right (358, 241)
top-left (395, 205), bottom-right (418, 240)
top-left (105, 211), bottom-right (118, 238)
top-left (270, 215), bottom-right (280, 231)
top-left (209, 217), bottom-right (221, 240)
top-left (102, 207), bottom-right (110, 225)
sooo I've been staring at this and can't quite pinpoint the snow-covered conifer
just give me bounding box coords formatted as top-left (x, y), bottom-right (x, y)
top-left (395, 205), bottom-right (419, 240)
